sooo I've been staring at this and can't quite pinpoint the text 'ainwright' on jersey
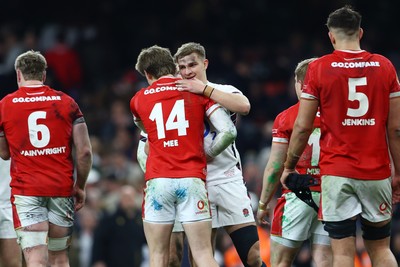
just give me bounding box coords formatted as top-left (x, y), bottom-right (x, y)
top-left (20, 146), bottom-right (67, 156)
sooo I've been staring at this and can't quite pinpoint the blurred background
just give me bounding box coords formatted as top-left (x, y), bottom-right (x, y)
top-left (1, 0), bottom-right (400, 266)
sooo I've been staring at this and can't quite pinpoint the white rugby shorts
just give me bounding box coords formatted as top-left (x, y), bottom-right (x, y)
top-left (207, 180), bottom-right (255, 228)
top-left (143, 178), bottom-right (211, 224)
top-left (12, 195), bottom-right (74, 229)
top-left (271, 192), bottom-right (329, 246)
top-left (321, 175), bottom-right (392, 222)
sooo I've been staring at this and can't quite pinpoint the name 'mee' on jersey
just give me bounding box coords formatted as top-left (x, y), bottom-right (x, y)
top-left (130, 77), bottom-right (216, 181)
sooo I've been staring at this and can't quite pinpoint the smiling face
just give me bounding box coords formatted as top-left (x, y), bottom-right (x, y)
top-left (176, 52), bottom-right (208, 83)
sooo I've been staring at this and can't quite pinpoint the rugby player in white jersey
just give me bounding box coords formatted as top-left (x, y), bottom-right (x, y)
top-left (174, 42), bottom-right (266, 267)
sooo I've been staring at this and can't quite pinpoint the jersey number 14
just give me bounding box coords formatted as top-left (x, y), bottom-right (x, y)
top-left (149, 100), bottom-right (189, 139)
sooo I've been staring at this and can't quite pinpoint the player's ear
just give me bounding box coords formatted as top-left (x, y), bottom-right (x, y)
top-left (359, 28), bottom-right (364, 40)
top-left (16, 69), bottom-right (22, 83)
top-left (144, 71), bottom-right (154, 83)
top-left (204, 59), bottom-right (209, 70)
top-left (328, 31), bottom-right (335, 45)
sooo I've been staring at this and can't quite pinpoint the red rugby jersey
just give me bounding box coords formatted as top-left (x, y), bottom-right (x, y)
top-left (302, 50), bottom-right (400, 180)
top-left (0, 85), bottom-right (83, 196)
top-left (273, 103), bottom-right (321, 191)
top-left (130, 77), bottom-right (214, 181)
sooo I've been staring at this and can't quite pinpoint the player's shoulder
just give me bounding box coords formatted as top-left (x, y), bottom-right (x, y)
top-left (207, 81), bottom-right (241, 94)
top-left (310, 54), bottom-right (332, 66)
top-left (273, 103), bottom-right (298, 129)
top-left (369, 53), bottom-right (394, 65)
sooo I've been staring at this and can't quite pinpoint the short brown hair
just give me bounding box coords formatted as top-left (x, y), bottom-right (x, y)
top-left (135, 45), bottom-right (177, 78)
top-left (174, 42), bottom-right (206, 63)
top-left (294, 58), bottom-right (317, 82)
top-left (14, 50), bottom-right (47, 81)
top-left (326, 5), bottom-right (362, 36)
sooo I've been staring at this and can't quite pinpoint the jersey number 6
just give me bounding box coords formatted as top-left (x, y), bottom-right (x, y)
top-left (28, 111), bottom-right (50, 148)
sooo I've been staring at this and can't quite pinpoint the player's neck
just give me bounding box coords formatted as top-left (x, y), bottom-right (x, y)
top-left (334, 41), bottom-right (361, 51)
top-left (20, 80), bottom-right (44, 87)
top-left (158, 74), bottom-right (175, 80)
top-left (149, 74), bottom-right (175, 85)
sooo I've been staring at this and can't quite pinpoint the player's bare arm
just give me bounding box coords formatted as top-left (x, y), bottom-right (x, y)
top-left (73, 122), bottom-right (93, 211)
top-left (0, 136), bottom-right (10, 160)
top-left (176, 78), bottom-right (250, 115)
top-left (281, 98), bottom-right (318, 189)
top-left (257, 142), bottom-right (288, 225)
top-left (387, 96), bottom-right (400, 204)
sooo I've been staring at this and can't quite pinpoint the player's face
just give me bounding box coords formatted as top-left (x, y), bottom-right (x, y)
top-left (177, 53), bottom-right (207, 83)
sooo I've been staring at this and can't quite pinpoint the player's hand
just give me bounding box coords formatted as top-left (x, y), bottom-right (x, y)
top-left (256, 201), bottom-right (271, 226)
top-left (73, 185), bottom-right (86, 211)
top-left (175, 78), bottom-right (205, 94)
top-left (280, 168), bottom-right (297, 190)
top-left (392, 175), bottom-right (400, 204)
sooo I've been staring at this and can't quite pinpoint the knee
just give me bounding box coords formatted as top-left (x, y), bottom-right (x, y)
top-left (168, 234), bottom-right (184, 267)
top-left (230, 225), bottom-right (263, 267)
top-left (245, 242), bottom-right (262, 267)
top-left (168, 256), bottom-right (182, 267)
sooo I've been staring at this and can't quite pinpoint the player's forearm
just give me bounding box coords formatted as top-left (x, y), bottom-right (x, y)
top-left (388, 129), bottom-right (400, 176)
top-left (388, 97), bottom-right (400, 175)
top-left (284, 125), bottom-right (312, 170)
top-left (75, 150), bottom-right (92, 189)
top-left (260, 168), bottom-right (283, 205)
top-left (260, 146), bottom-right (286, 204)
top-left (72, 123), bottom-right (93, 189)
top-left (208, 88), bottom-right (250, 115)
top-left (206, 126), bottom-right (237, 158)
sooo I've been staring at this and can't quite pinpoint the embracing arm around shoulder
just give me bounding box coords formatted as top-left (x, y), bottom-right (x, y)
top-left (205, 107), bottom-right (237, 158)
top-left (209, 89), bottom-right (250, 116)
top-left (176, 78), bottom-right (251, 115)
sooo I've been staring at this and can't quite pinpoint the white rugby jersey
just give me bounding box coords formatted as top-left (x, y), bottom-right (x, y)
top-left (204, 82), bottom-right (244, 186)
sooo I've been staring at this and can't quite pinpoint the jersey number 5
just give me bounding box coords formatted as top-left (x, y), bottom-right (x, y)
top-left (28, 111), bottom-right (50, 148)
top-left (149, 99), bottom-right (189, 139)
top-left (347, 77), bottom-right (368, 117)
